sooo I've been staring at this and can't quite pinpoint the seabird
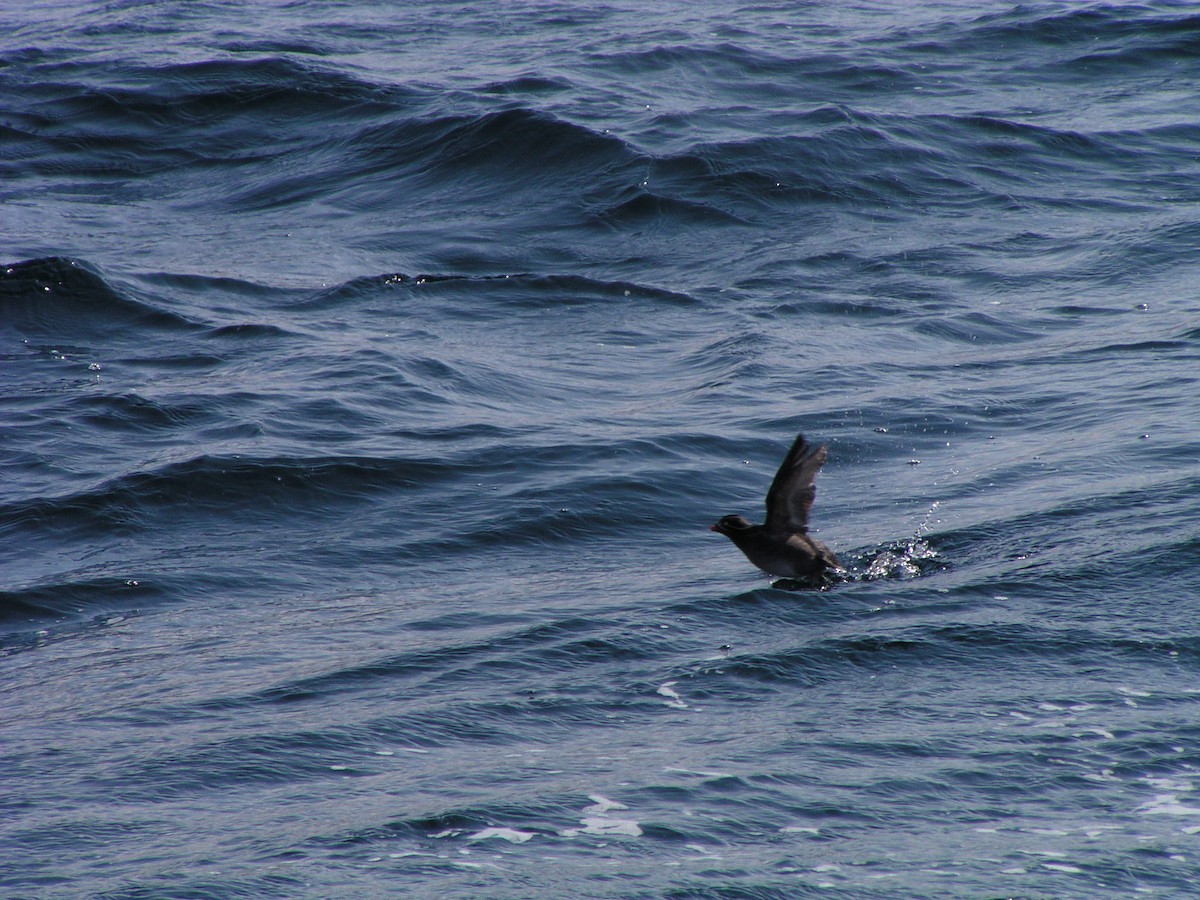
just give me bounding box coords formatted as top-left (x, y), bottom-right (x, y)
top-left (710, 433), bottom-right (841, 578)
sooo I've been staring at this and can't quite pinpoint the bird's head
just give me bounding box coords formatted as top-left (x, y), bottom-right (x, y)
top-left (709, 514), bottom-right (753, 536)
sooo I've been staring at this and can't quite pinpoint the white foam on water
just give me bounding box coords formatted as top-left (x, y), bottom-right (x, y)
top-left (583, 795), bottom-right (628, 814)
top-left (1137, 774), bottom-right (1200, 821)
top-left (1144, 776), bottom-right (1193, 793)
top-left (559, 793), bottom-right (643, 838)
top-left (467, 827), bottom-right (535, 843)
top-left (665, 766), bottom-right (733, 778)
top-left (657, 681), bottom-right (688, 709)
top-left (560, 817), bottom-right (643, 837)
top-left (1137, 794), bottom-right (1200, 816)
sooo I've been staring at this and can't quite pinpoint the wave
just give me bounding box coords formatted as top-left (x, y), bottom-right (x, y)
top-left (57, 391), bottom-right (223, 433)
top-left (12, 41), bottom-right (1162, 241)
top-left (0, 453), bottom-right (453, 537)
top-left (589, 41), bottom-right (918, 95)
top-left (158, 613), bottom-right (619, 715)
top-left (588, 186), bottom-right (750, 227)
top-left (72, 600), bottom-right (1191, 813)
top-left (11, 65), bottom-right (1065, 229)
top-left (0, 576), bottom-right (157, 623)
top-left (295, 269), bottom-right (698, 313)
top-left (2, 428), bottom-right (717, 575)
top-left (1, 256), bottom-right (303, 342)
top-left (329, 106), bottom-right (639, 205)
top-left (3, 55), bottom-right (418, 207)
top-left (679, 618), bottom-right (1190, 695)
top-left (12, 55), bottom-right (411, 131)
top-left (1, 257), bottom-right (200, 336)
top-left (478, 74), bottom-right (573, 95)
top-left (334, 103), bottom-right (1016, 222)
top-left (904, 5), bottom-right (1200, 64)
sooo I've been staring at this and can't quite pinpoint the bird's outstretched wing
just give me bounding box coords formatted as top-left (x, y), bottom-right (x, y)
top-left (765, 433), bottom-right (827, 534)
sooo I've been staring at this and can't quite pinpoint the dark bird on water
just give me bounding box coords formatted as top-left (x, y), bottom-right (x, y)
top-left (710, 433), bottom-right (841, 578)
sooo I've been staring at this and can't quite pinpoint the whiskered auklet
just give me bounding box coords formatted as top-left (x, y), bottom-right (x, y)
top-left (710, 433), bottom-right (841, 578)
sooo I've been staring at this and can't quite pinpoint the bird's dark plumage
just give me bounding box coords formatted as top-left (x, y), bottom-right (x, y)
top-left (710, 433), bottom-right (840, 578)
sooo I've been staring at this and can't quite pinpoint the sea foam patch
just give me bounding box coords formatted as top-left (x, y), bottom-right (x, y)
top-left (467, 827), bottom-right (535, 843)
top-left (657, 681), bottom-right (689, 709)
top-left (560, 794), bottom-right (642, 837)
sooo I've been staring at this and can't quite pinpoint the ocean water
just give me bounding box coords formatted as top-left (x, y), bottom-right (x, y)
top-left (4, 1), bottom-right (1200, 896)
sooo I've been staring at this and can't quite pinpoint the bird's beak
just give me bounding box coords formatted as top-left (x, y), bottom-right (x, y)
top-left (708, 524), bottom-right (719, 532)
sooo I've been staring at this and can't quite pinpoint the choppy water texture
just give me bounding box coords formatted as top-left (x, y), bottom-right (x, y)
top-left (5, 1), bottom-right (1200, 897)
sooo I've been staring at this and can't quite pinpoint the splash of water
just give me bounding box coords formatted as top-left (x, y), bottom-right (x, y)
top-left (859, 501), bottom-right (942, 581)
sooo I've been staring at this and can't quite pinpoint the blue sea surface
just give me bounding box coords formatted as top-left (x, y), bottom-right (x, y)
top-left (4, 1), bottom-right (1200, 897)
